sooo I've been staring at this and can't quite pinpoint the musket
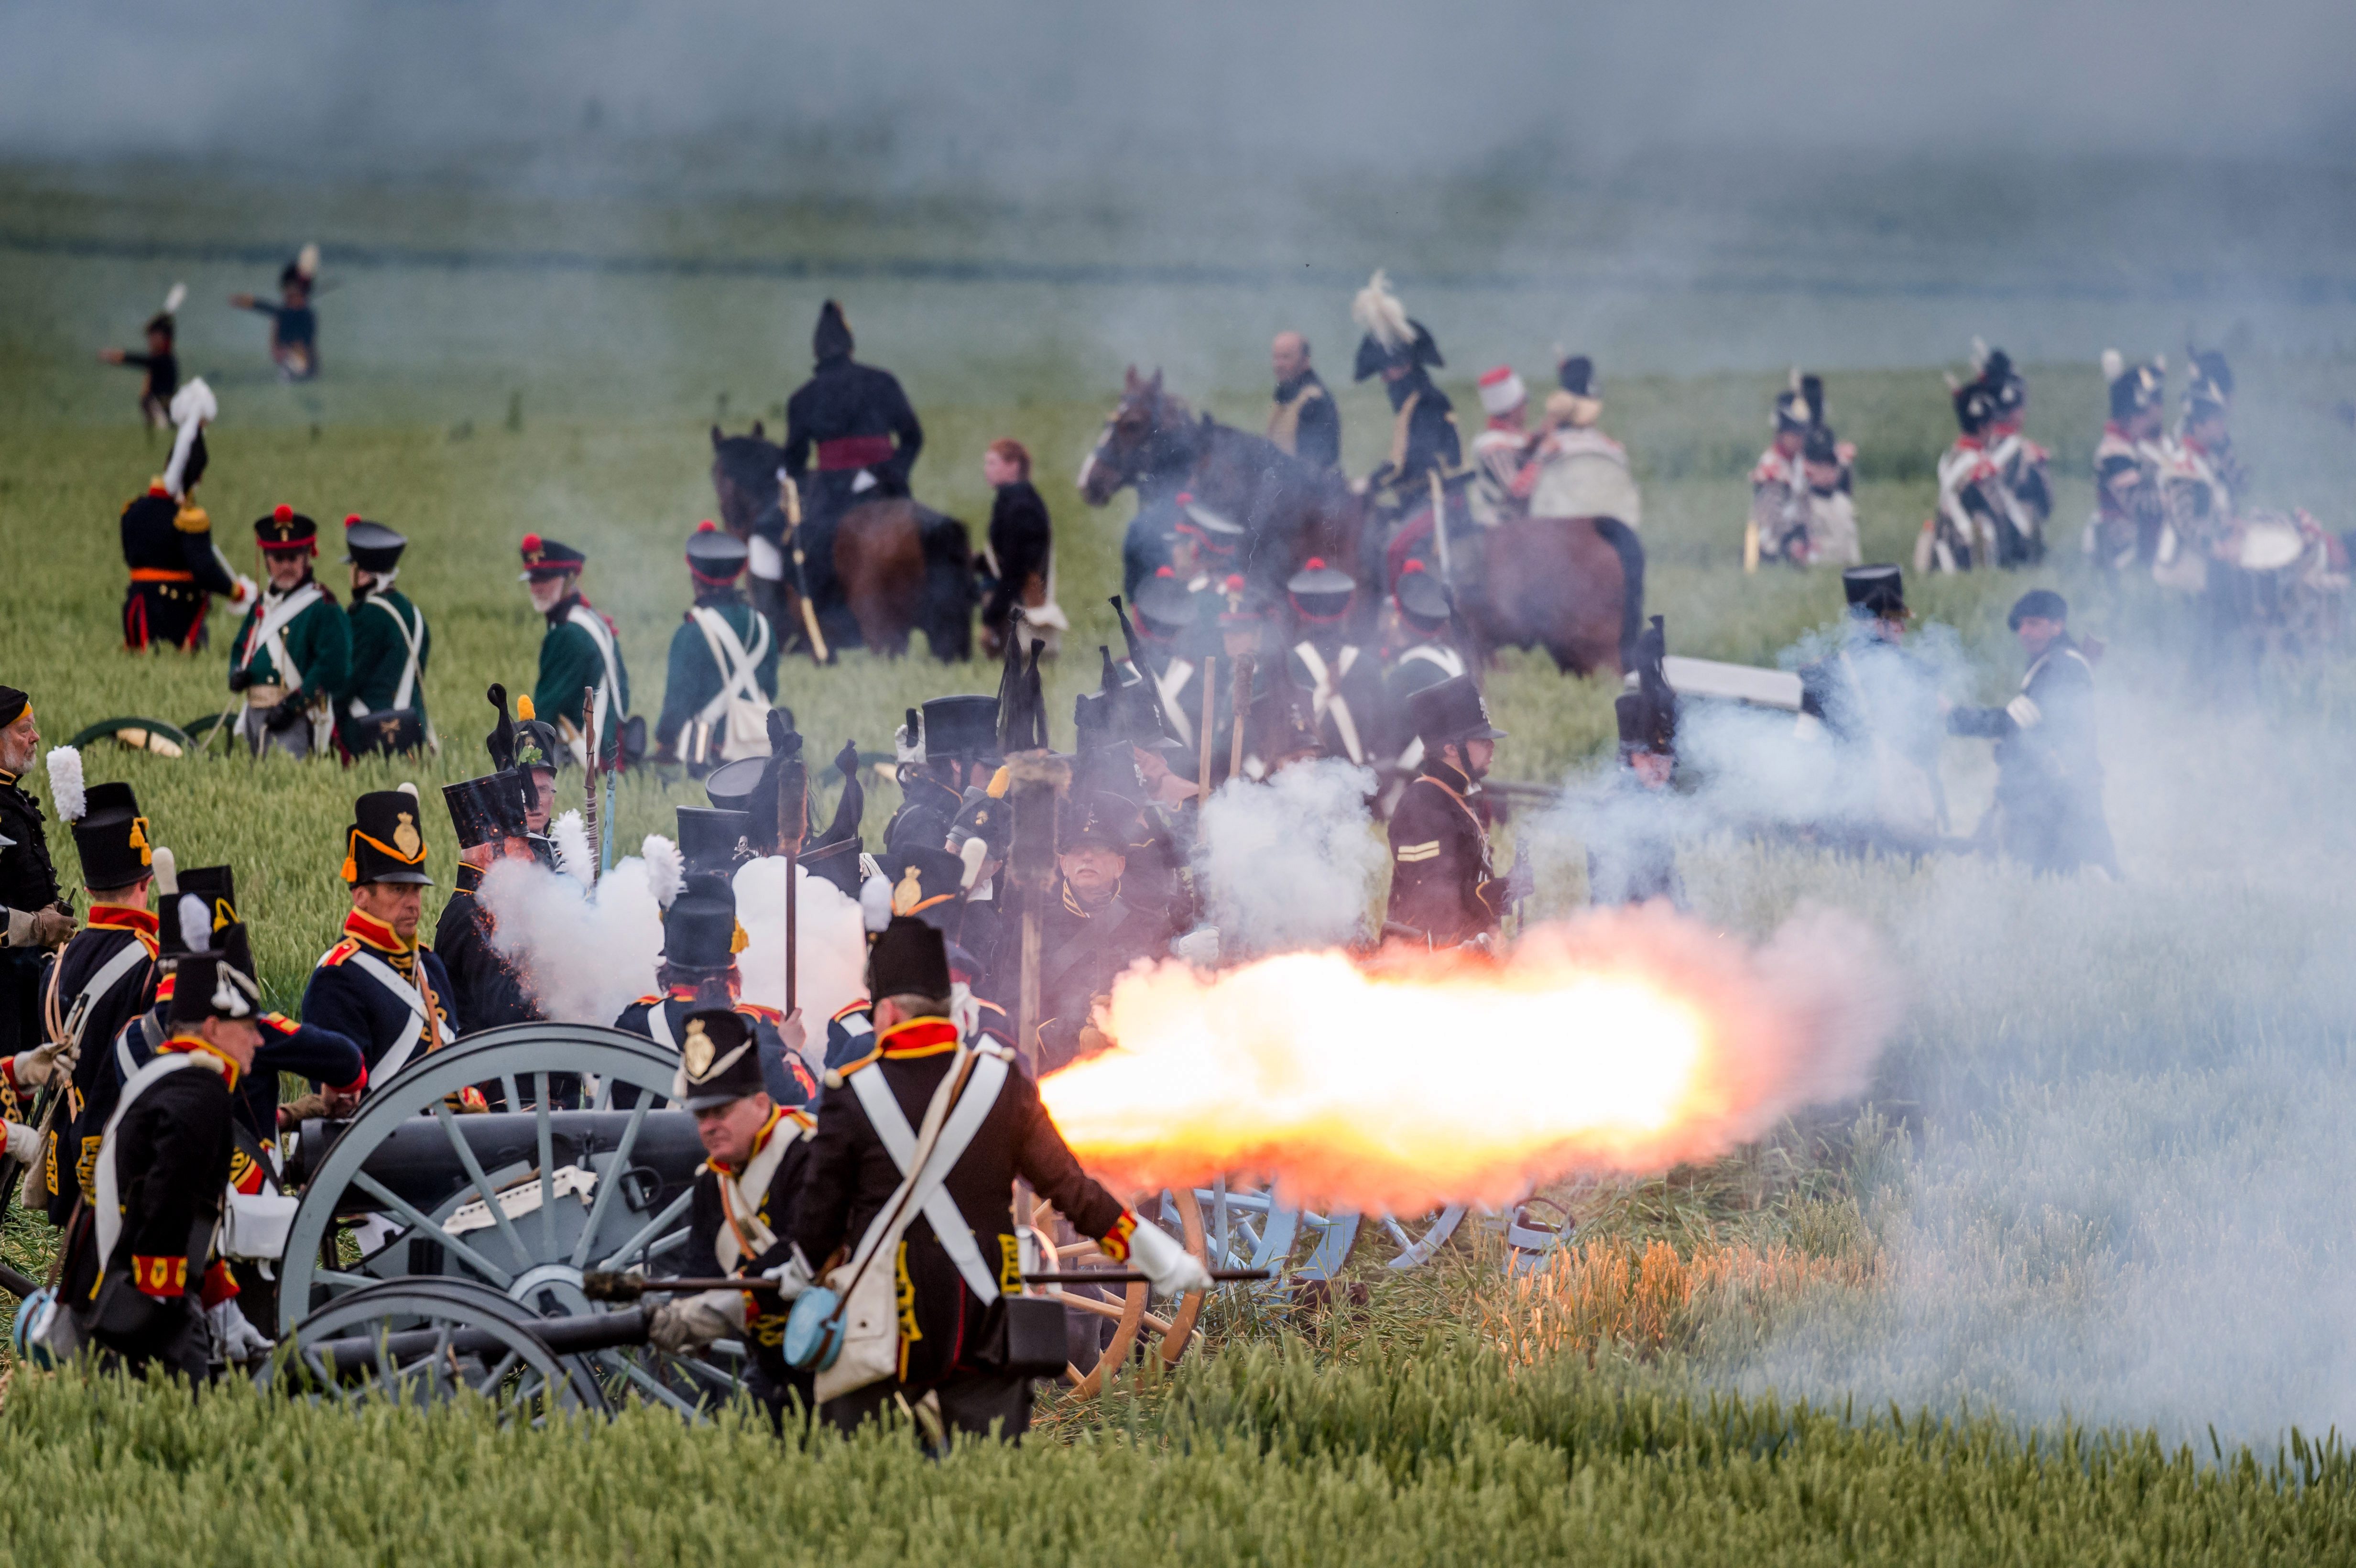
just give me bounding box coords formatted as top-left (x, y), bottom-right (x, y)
top-left (1228, 655), bottom-right (1253, 781)
top-left (1109, 596), bottom-right (1178, 741)
top-left (774, 729), bottom-right (808, 1016)
top-left (1197, 654), bottom-right (1217, 799)
top-left (781, 475), bottom-right (832, 664)
top-left (1428, 468), bottom-right (1453, 592)
top-left (580, 683), bottom-right (601, 886)
top-left (582, 1270), bottom-right (1271, 1300)
top-left (1004, 751), bottom-right (1069, 1078)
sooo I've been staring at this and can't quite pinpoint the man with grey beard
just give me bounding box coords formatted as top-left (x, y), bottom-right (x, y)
top-left (1944, 590), bottom-right (2119, 877)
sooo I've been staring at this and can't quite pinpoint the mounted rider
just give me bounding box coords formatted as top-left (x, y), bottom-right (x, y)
top-left (1467, 365), bottom-right (1531, 525)
top-left (520, 534), bottom-right (633, 770)
top-left (338, 517), bottom-right (432, 759)
top-left (2086, 351), bottom-right (2168, 573)
top-left (228, 506), bottom-right (350, 758)
top-left (1517, 356), bottom-right (1641, 527)
top-left (654, 523), bottom-right (777, 777)
top-left (780, 300), bottom-right (925, 651)
top-left (1267, 331), bottom-right (1342, 471)
top-left (1284, 560), bottom-right (1382, 769)
top-left (1352, 271), bottom-right (1460, 515)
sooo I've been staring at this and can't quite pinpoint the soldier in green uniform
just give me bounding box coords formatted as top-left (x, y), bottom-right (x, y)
top-left (227, 506), bottom-right (350, 759)
top-left (654, 522), bottom-right (778, 776)
top-left (519, 534), bottom-right (633, 768)
top-left (338, 517), bottom-right (431, 759)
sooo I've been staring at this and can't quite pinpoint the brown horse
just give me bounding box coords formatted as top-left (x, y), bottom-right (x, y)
top-left (1078, 371), bottom-right (1643, 674)
top-left (709, 425), bottom-right (974, 662)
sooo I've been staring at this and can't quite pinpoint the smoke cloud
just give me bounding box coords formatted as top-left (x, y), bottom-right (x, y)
top-left (1192, 758), bottom-right (1385, 961)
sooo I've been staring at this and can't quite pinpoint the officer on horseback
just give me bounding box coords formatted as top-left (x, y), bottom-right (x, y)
top-left (519, 534), bottom-right (633, 769)
top-left (339, 518), bottom-right (431, 759)
top-left (654, 523), bottom-right (777, 776)
top-left (1351, 271), bottom-right (1460, 508)
top-left (1268, 331), bottom-right (1342, 471)
top-left (781, 300), bottom-right (925, 650)
top-left (228, 507), bottom-right (350, 758)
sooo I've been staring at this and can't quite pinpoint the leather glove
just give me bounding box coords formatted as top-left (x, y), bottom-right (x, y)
top-left (1123, 1216), bottom-right (1213, 1298)
top-left (758, 1251), bottom-right (817, 1303)
top-left (7, 1037), bottom-right (76, 1089)
top-left (32, 905), bottom-right (76, 948)
top-left (207, 1297), bottom-right (276, 1366)
top-left (647, 1291), bottom-right (743, 1355)
top-left (227, 667), bottom-right (254, 694)
top-left (833, 740), bottom-right (860, 781)
top-left (277, 1090), bottom-right (330, 1130)
top-left (4, 1121), bottom-right (41, 1164)
top-left (263, 697), bottom-right (304, 734)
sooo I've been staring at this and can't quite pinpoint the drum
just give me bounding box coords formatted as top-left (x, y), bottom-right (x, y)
top-left (2239, 514), bottom-right (2307, 574)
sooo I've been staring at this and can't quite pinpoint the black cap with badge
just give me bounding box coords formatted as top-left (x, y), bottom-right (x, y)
top-left (673, 1007), bottom-right (767, 1111)
top-left (1409, 675), bottom-right (1506, 751)
top-left (343, 787), bottom-right (434, 886)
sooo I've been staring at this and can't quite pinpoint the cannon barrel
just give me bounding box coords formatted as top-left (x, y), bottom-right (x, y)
top-left (293, 1110), bottom-right (706, 1213)
top-left (299, 1305), bottom-right (651, 1381)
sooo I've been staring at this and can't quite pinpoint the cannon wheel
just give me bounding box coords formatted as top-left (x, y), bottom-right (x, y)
top-left (1161, 1179), bottom-right (1364, 1282)
top-left (259, 1277), bottom-right (611, 1421)
top-left (276, 1024), bottom-right (751, 1419)
top-left (1031, 1187), bottom-right (1211, 1399)
top-left (1375, 1206), bottom-right (1468, 1271)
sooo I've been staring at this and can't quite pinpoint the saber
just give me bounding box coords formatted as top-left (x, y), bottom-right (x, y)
top-left (1228, 655), bottom-right (1252, 782)
top-left (581, 1270), bottom-right (1271, 1299)
top-left (781, 475), bottom-right (831, 665)
top-left (1197, 654), bottom-right (1217, 798)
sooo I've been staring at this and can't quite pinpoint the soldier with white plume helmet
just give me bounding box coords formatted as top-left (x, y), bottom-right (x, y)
top-left (1352, 270), bottom-right (1461, 511)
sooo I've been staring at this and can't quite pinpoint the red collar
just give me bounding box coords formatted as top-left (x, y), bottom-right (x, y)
top-left (709, 1104), bottom-right (787, 1178)
top-left (878, 1017), bottom-right (959, 1058)
top-left (88, 904), bottom-right (160, 956)
top-left (341, 906), bottom-right (410, 955)
top-left (159, 1034), bottom-right (242, 1091)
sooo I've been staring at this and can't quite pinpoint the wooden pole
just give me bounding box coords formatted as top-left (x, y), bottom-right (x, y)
top-left (776, 749), bottom-right (808, 1016)
top-left (1229, 655), bottom-right (1253, 781)
top-left (1196, 655), bottom-right (1217, 800)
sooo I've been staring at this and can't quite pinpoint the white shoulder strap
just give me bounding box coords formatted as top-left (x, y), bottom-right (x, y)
top-left (644, 1001), bottom-right (676, 1050)
top-left (69, 940), bottom-right (152, 1047)
top-left (367, 595), bottom-right (425, 710)
top-left (345, 951), bottom-right (428, 1083)
top-left (688, 607), bottom-right (769, 725)
top-left (567, 603), bottom-right (628, 736)
top-left (241, 584), bottom-right (326, 685)
top-left (847, 1052), bottom-right (1010, 1303)
top-left (712, 1117), bottom-right (801, 1273)
top-left (91, 1052), bottom-right (208, 1274)
top-left (1154, 659), bottom-right (1195, 747)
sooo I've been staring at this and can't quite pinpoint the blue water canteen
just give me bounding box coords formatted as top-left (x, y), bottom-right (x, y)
top-left (783, 1285), bottom-right (846, 1370)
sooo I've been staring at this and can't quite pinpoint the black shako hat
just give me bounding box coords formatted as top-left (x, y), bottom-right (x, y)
top-left (879, 846), bottom-right (966, 929)
top-left (1616, 615), bottom-right (1677, 758)
top-left (1131, 569), bottom-right (1198, 636)
top-left (254, 504), bottom-right (318, 552)
top-left (341, 517), bottom-right (408, 572)
top-left (169, 924), bottom-right (262, 1029)
top-left (518, 534), bottom-right (587, 581)
top-left (2007, 589), bottom-right (2069, 630)
top-left (814, 300), bottom-right (854, 363)
top-left (444, 773), bottom-right (530, 852)
top-left (1951, 380), bottom-right (1996, 437)
top-left (1175, 500), bottom-right (1245, 557)
top-left (73, 781), bottom-right (154, 890)
top-left (685, 521), bottom-right (748, 583)
top-left (1558, 355), bottom-right (1596, 398)
top-left (161, 864), bottom-right (237, 963)
top-left (0, 686), bottom-right (26, 730)
top-left (663, 881), bottom-right (744, 973)
top-left (1058, 789), bottom-right (1141, 854)
top-left (676, 805), bottom-right (752, 879)
top-left (948, 787), bottom-right (1009, 862)
top-left (1286, 557), bottom-right (1355, 621)
top-left (344, 788), bottom-right (434, 886)
top-left (920, 694), bottom-right (1001, 764)
top-left (672, 1007), bottom-right (766, 1111)
top-left (1394, 561), bottom-right (1451, 625)
top-left (1410, 675), bottom-right (1507, 751)
top-left (867, 915), bottom-right (952, 1003)
top-left (1802, 424), bottom-right (1842, 467)
top-left (1843, 564), bottom-right (1907, 620)
top-left (702, 754), bottom-right (770, 816)
top-left (2105, 354), bottom-right (2165, 422)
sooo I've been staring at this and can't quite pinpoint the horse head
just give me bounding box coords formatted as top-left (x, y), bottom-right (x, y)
top-left (710, 422), bottom-right (784, 538)
top-left (1079, 366), bottom-right (1196, 507)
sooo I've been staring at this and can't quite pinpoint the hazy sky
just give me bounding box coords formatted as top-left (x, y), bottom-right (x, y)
top-left (7, 0), bottom-right (2353, 182)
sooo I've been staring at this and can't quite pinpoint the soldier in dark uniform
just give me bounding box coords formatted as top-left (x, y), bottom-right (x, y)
top-left (702, 731), bottom-right (870, 899)
top-left (978, 439), bottom-right (1058, 659)
top-left (1284, 560), bottom-right (1383, 768)
top-left (436, 772), bottom-right (542, 1037)
top-left (782, 918), bottom-right (1211, 1444)
top-left (780, 300), bottom-right (925, 650)
top-left (1350, 271), bottom-right (1459, 508)
top-left (301, 789), bottom-right (461, 1090)
top-left (486, 685), bottom-right (563, 867)
top-left (120, 429), bottom-right (248, 653)
top-left (41, 781), bottom-right (162, 1224)
top-left (885, 695), bottom-right (999, 857)
top-left (942, 790), bottom-right (1013, 987)
top-left (1032, 790), bottom-right (1176, 1073)
top-left (642, 1006), bottom-right (818, 1425)
top-left (228, 507), bottom-right (350, 758)
top-left (339, 518), bottom-right (431, 759)
top-left (42, 934), bottom-right (273, 1381)
top-left (520, 535), bottom-right (633, 769)
top-left (2090, 352), bottom-right (2168, 572)
top-left (613, 864), bottom-right (814, 1110)
top-left (1385, 676), bottom-right (1508, 948)
top-left (1380, 563), bottom-right (1469, 769)
top-left (1268, 331), bottom-right (1342, 471)
top-left (2179, 349), bottom-right (2246, 510)
top-left (1944, 590), bottom-right (2119, 877)
top-left (654, 523), bottom-right (777, 775)
top-left (1795, 566), bottom-right (1947, 855)
top-left (1586, 619), bottom-right (1687, 909)
top-left (229, 250), bottom-right (319, 381)
top-left (97, 305), bottom-right (180, 427)
top-left (0, 689), bottom-right (72, 1061)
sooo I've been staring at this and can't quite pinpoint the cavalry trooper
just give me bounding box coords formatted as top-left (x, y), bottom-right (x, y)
top-left (1267, 330), bottom-right (1341, 471)
top-left (1350, 270), bottom-right (1459, 510)
top-left (119, 388), bottom-right (251, 653)
top-left (642, 1005), bottom-right (818, 1426)
top-left (339, 517), bottom-right (432, 759)
top-left (227, 505), bottom-right (350, 758)
top-left (0, 688), bottom-right (73, 1060)
top-left (1468, 365), bottom-right (1531, 524)
top-left (654, 523), bottom-right (777, 776)
top-left (301, 787), bottom-right (461, 1090)
top-left (885, 694), bottom-right (999, 858)
top-left (1795, 566), bottom-right (1947, 856)
top-left (780, 299), bottom-right (925, 650)
top-left (1284, 560), bottom-right (1381, 767)
top-left (1944, 589), bottom-right (2119, 877)
top-left (32, 929), bottom-right (275, 1381)
top-left (435, 771), bottom-right (542, 1036)
top-left (779, 917), bottom-right (1211, 1446)
top-left (613, 855), bottom-right (812, 1110)
top-left (1587, 618), bottom-right (1686, 909)
top-left (520, 534), bottom-right (632, 769)
top-left (1385, 675), bottom-right (1509, 948)
top-left (2089, 351), bottom-right (2168, 572)
top-left (1381, 561), bottom-right (1467, 769)
top-left (39, 781), bottom-right (163, 1224)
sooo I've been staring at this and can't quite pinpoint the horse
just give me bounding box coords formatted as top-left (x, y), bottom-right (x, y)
top-left (1078, 370), bottom-right (1643, 675)
top-left (709, 425), bottom-right (975, 662)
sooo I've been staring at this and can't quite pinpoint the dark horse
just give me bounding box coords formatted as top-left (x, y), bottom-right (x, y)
top-left (1078, 369), bottom-right (1644, 674)
top-left (710, 424), bottom-right (974, 662)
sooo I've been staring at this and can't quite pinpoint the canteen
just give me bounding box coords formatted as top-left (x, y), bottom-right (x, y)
top-left (783, 1285), bottom-right (846, 1370)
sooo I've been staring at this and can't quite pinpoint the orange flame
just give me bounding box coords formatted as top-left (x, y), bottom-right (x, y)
top-left (1040, 903), bottom-right (1895, 1214)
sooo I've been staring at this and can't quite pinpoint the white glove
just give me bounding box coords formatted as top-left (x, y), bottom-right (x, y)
top-left (1174, 927), bottom-right (1220, 968)
top-left (759, 1251), bottom-right (817, 1303)
top-left (227, 575), bottom-right (259, 615)
top-left (6, 1038), bottom-right (75, 1089)
top-left (1123, 1217), bottom-right (1213, 1298)
top-left (4, 1121), bottom-right (40, 1164)
top-left (207, 1297), bottom-right (275, 1365)
top-left (646, 1291), bottom-right (743, 1355)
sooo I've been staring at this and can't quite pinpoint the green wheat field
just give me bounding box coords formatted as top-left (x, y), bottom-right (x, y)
top-left (5, 160), bottom-right (2356, 1563)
